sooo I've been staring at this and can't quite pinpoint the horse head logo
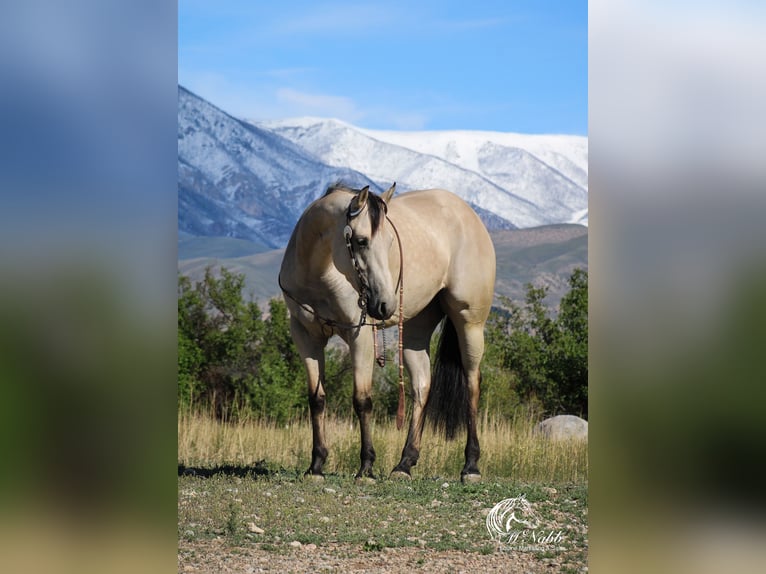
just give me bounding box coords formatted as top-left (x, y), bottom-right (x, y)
top-left (486, 494), bottom-right (543, 540)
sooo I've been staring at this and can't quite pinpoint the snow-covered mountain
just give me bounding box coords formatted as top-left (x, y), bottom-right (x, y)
top-left (178, 86), bottom-right (380, 247)
top-left (257, 117), bottom-right (588, 228)
top-left (178, 86), bottom-right (588, 249)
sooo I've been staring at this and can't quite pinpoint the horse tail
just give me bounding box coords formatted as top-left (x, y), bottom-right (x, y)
top-left (424, 317), bottom-right (468, 440)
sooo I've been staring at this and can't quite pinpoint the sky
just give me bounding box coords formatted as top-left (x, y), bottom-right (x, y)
top-left (179, 1), bottom-right (587, 134)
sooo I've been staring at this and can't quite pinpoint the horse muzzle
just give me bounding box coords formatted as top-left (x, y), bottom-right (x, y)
top-left (367, 297), bottom-right (395, 321)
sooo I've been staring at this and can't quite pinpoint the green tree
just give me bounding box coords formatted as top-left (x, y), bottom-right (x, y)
top-left (549, 268), bottom-right (588, 416)
top-left (248, 298), bottom-right (305, 421)
top-left (177, 268), bottom-right (266, 418)
top-left (483, 269), bottom-right (588, 418)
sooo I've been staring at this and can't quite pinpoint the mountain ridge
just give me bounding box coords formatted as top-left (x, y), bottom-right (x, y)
top-left (178, 86), bottom-right (383, 248)
top-left (256, 116), bottom-right (587, 229)
top-left (177, 86), bottom-right (588, 305)
top-left (178, 224), bottom-right (587, 310)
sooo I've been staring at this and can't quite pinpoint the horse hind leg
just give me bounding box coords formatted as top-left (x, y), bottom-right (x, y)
top-left (390, 346), bottom-right (431, 479)
top-left (391, 302), bottom-right (443, 479)
top-left (455, 321), bottom-right (485, 483)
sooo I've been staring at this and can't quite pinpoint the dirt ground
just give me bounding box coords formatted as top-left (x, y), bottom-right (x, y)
top-left (178, 538), bottom-right (580, 573)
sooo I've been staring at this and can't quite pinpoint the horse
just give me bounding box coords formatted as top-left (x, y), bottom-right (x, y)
top-left (278, 183), bottom-right (496, 483)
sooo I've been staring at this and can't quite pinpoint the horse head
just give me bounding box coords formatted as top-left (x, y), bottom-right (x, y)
top-left (342, 183), bottom-right (398, 321)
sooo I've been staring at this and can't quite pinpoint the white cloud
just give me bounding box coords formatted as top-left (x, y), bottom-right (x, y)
top-left (275, 88), bottom-right (364, 122)
top-left (264, 67), bottom-right (318, 79)
top-left (178, 70), bottom-right (432, 129)
top-left (273, 2), bottom-right (396, 35)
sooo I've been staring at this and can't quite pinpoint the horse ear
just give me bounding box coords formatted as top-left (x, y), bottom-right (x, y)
top-left (381, 182), bottom-right (396, 205)
top-left (349, 185), bottom-right (369, 217)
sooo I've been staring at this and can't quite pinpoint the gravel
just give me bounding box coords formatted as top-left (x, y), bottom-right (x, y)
top-left (178, 538), bottom-right (574, 573)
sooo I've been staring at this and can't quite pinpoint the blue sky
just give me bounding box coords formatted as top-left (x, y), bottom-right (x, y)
top-left (179, 1), bottom-right (587, 134)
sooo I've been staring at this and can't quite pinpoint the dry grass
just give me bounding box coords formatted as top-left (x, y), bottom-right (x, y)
top-left (178, 409), bottom-right (587, 484)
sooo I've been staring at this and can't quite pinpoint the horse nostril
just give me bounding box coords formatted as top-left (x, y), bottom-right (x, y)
top-left (379, 302), bottom-right (387, 317)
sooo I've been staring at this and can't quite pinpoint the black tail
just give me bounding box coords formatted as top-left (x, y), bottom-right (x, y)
top-left (424, 317), bottom-right (468, 440)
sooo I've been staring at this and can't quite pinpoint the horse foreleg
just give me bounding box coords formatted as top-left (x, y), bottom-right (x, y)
top-left (290, 317), bottom-right (328, 479)
top-left (349, 327), bottom-right (376, 479)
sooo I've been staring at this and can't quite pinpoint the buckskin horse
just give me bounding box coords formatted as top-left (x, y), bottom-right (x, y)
top-left (278, 183), bottom-right (496, 483)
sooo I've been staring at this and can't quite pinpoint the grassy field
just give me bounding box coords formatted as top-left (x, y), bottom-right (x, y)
top-left (178, 410), bottom-right (587, 484)
top-left (178, 411), bottom-right (588, 572)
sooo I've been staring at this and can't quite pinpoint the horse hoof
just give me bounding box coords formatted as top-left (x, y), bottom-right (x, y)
top-left (354, 476), bottom-right (376, 485)
top-left (305, 473), bottom-right (325, 483)
top-left (389, 470), bottom-right (412, 481)
top-left (461, 473), bottom-right (482, 484)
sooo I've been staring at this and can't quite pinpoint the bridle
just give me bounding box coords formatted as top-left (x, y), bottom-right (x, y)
top-left (278, 203), bottom-right (401, 333)
top-left (342, 201), bottom-right (404, 330)
top-left (279, 194), bottom-right (407, 429)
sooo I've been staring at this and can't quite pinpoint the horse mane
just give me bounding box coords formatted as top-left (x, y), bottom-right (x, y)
top-left (323, 182), bottom-right (387, 236)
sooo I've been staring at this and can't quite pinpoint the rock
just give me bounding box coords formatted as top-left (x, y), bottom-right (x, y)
top-left (289, 540), bottom-right (302, 548)
top-left (304, 543), bottom-right (317, 551)
top-left (441, 482), bottom-right (449, 489)
top-left (534, 415), bottom-right (588, 441)
top-left (323, 487), bottom-right (336, 494)
top-left (541, 487), bottom-right (558, 499)
top-left (246, 522), bottom-right (264, 534)
top-left (305, 474), bottom-right (325, 483)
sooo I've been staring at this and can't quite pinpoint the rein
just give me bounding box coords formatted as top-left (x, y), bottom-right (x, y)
top-left (385, 214), bottom-right (406, 430)
top-left (278, 274), bottom-right (369, 333)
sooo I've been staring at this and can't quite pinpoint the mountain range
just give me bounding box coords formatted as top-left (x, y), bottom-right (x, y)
top-left (177, 85), bottom-right (588, 307)
top-left (257, 118), bottom-right (587, 230)
top-left (178, 86), bottom-right (379, 247)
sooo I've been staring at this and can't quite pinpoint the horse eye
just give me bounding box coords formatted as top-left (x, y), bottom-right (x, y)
top-left (356, 237), bottom-right (369, 248)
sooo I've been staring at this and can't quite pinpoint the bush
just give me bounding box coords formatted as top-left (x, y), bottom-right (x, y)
top-left (483, 269), bottom-right (588, 418)
top-left (177, 268), bottom-right (303, 421)
top-left (178, 267), bottom-right (587, 423)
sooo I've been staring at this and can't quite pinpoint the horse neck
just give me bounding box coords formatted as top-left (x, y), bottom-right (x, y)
top-left (293, 201), bottom-right (344, 280)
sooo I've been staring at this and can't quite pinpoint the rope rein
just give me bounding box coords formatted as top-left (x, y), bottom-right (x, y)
top-left (386, 214), bottom-right (406, 430)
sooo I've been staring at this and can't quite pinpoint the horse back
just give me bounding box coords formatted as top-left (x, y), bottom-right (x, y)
top-left (390, 189), bottom-right (496, 317)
